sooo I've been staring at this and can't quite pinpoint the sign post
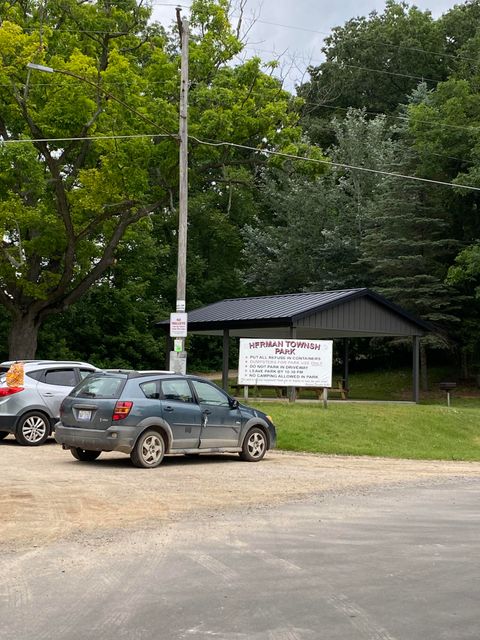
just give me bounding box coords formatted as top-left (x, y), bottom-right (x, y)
top-left (169, 312), bottom-right (188, 374)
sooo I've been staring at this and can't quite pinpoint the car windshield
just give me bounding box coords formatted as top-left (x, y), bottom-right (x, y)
top-left (71, 374), bottom-right (126, 399)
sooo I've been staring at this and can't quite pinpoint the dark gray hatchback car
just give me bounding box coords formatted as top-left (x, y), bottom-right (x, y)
top-left (54, 371), bottom-right (277, 468)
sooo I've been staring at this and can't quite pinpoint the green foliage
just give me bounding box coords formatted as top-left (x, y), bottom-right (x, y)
top-left (299, 0), bottom-right (448, 147)
top-left (39, 220), bottom-right (169, 368)
top-left (0, 0), bottom-right (311, 360)
top-left (448, 245), bottom-right (480, 292)
top-left (360, 164), bottom-right (460, 329)
top-left (242, 172), bottom-right (359, 294)
top-left (4, 0), bottom-right (480, 378)
top-left (255, 401), bottom-right (480, 461)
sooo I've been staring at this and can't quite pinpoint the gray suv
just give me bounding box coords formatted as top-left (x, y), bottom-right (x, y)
top-left (0, 360), bottom-right (98, 445)
top-left (55, 371), bottom-right (277, 468)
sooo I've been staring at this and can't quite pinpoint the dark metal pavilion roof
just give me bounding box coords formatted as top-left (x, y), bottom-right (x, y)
top-left (158, 288), bottom-right (430, 338)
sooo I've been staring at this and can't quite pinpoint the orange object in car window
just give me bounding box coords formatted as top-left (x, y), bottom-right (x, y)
top-left (6, 361), bottom-right (24, 387)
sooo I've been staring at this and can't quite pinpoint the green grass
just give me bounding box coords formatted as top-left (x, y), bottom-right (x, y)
top-left (250, 401), bottom-right (480, 461)
top-left (206, 368), bottom-right (480, 460)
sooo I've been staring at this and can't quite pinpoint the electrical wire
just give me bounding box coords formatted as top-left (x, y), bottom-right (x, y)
top-left (241, 45), bottom-right (442, 84)
top-left (14, 5), bottom-right (478, 67)
top-left (238, 16), bottom-right (480, 66)
top-left (188, 135), bottom-right (480, 192)
top-left (1, 133), bottom-right (174, 144)
top-left (300, 101), bottom-right (480, 135)
top-left (3, 131), bottom-right (478, 191)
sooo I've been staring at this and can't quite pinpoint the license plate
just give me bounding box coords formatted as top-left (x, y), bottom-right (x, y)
top-left (77, 410), bottom-right (92, 421)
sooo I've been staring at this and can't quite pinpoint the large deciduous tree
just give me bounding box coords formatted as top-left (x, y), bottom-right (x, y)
top-left (0, 0), bottom-right (177, 357)
top-left (298, 0), bottom-right (447, 148)
top-left (0, 0), bottom-right (308, 359)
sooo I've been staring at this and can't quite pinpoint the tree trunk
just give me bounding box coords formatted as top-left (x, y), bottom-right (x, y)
top-left (8, 314), bottom-right (41, 359)
top-left (420, 342), bottom-right (428, 392)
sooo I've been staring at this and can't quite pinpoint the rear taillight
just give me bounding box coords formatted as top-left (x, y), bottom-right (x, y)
top-left (112, 401), bottom-right (133, 421)
top-left (0, 387), bottom-right (24, 397)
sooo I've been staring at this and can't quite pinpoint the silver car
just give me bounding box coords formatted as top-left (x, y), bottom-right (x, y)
top-left (0, 360), bottom-right (98, 446)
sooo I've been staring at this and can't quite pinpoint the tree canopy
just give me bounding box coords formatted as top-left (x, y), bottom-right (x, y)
top-left (2, 0), bottom-right (480, 377)
top-left (0, 0), bottom-right (310, 358)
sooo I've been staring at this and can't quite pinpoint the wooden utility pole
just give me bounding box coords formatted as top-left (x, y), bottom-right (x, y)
top-left (177, 9), bottom-right (189, 315)
top-left (171, 9), bottom-right (189, 371)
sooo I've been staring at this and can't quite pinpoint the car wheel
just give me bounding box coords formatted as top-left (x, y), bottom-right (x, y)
top-left (0, 431), bottom-right (9, 440)
top-left (131, 430), bottom-right (165, 468)
top-left (70, 448), bottom-right (101, 462)
top-left (239, 427), bottom-right (267, 462)
top-left (15, 412), bottom-right (50, 446)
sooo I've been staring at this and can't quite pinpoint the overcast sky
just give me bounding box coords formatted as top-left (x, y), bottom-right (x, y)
top-left (152, 0), bottom-right (461, 89)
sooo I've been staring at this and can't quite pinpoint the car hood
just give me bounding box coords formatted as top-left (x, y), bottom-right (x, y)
top-left (238, 403), bottom-right (271, 423)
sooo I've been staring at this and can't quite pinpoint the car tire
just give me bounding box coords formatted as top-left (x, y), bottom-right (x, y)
top-left (15, 412), bottom-right (50, 446)
top-left (70, 448), bottom-right (101, 462)
top-left (239, 427), bottom-right (267, 462)
top-left (0, 431), bottom-right (9, 440)
top-left (131, 430), bottom-right (165, 468)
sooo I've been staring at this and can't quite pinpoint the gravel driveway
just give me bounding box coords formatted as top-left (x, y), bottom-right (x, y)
top-left (2, 437), bottom-right (480, 551)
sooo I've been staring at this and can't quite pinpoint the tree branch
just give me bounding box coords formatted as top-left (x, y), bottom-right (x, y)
top-left (39, 199), bottom-right (164, 317)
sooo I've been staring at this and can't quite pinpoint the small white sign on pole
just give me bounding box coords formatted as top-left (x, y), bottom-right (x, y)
top-left (170, 312), bottom-right (188, 337)
top-left (169, 350), bottom-right (187, 375)
top-left (238, 338), bottom-right (333, 387)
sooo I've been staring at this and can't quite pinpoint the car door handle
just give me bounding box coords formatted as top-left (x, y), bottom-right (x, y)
top-left (203, 409), bottom-right (212, 415)
top-left (164, 406), bottom-right (174, 412)
top-left (43, 393), bottom-right (54, 397)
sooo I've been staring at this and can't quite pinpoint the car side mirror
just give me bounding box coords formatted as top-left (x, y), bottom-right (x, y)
top-left (229, 397), bottom-right (239, 409)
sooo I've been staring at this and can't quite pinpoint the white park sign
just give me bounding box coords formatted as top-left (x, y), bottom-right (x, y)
top-left (238, 338), bottom-right (333, 388)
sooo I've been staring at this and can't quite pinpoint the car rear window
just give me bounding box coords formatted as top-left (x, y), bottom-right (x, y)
top-left (44, 368), bottom-right (77, 386)
top-left (71, 375), bottom-right (126, 399)
top-left (26, 370), bottom-right (44, 381)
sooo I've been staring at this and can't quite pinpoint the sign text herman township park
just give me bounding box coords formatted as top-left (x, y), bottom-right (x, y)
top-left (238, 338), bottom-right (333, 388)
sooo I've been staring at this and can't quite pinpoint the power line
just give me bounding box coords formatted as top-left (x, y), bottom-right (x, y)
top-left (9, 16), bottom-right (466, 88)
top-left (1, 133), bottom-right (174, 144)
top-left (6, 74), bottom-right (478, 140)
top-left (3, 130), bottom-right (477, 191)
top-left (11, 2), bottom-right (479, 68)
top-left (301, 101), bottom-right (480, 136)
top-left (189, 136), bottom-right (480, 192)
top-left (3, 77), bottom-right (473, 166)
top-left (3, 117), bottom-right (471, 167)
top-left (3, 75), bottom-right (474, 138)
top-left (17, 7), bottom-right (478, 68)
top-left (238, 16), bottom-right (480, 66)
top-left (241, 45), bottom-right (442, 84)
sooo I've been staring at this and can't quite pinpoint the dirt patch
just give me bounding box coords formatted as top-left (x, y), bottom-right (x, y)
top-left (2, 437), bottom-right (480, 551)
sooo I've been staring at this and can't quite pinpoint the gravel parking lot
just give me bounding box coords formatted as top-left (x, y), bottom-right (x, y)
top-left (2, 436), bottom-right (480, 551)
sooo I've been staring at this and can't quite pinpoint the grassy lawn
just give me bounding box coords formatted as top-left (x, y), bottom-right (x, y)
top-left (206, 368), bottom-right (480, 460)
top-left (249, 401), bottom-right (480, 461)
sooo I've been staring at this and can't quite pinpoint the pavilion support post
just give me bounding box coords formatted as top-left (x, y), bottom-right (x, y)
top-left (288, 325), bottom-right (297, 403)
top-left (343, 338), bottom-right (349, 391)
top-left (222, 329), bottom-right (229, 392)
top-left (413, 335), bottom-right (420, 404)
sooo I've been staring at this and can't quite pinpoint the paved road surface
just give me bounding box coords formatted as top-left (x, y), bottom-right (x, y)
top-left (1, 477), bottom-right (479, 640)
